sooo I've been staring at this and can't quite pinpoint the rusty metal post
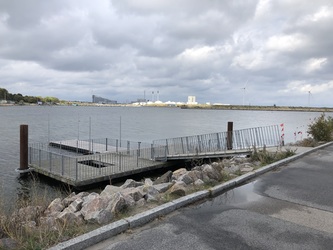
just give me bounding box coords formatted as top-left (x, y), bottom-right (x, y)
top-left (227, 121), bottom-right (233, 150)
top-left (20, 124), bottom-right (29, 170)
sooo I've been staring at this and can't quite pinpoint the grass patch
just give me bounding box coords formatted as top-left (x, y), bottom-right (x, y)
top-left (251, 147), bottom-right (296, 166)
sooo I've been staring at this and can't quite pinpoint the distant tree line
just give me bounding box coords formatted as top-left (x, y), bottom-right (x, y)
top-left (0, 87), bottom-right (60, 104)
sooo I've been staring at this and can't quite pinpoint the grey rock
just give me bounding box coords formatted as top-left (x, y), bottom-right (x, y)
top-left (167, 181), bottom-right (187, 197)
top-left (67, 198), bottom-right (83, 213)
top-left (120, 179), bottom-right (144, 189)
top-left (121, 187), bottom-right (144, 202)
top-left (153, 182), bottom-right (174, 193)
top-left (144, 178), bottom-right (154, 186)
top-left (82, 192), bottom-right (100, 207)
top-left (107, 193), bottom-right (131, 215)
top-left (136, 198), bottom-right (146, 207)
top-left (178, 173), bottom-right (194, 185)
top-left (240, 166), bottom-right (254, 173)
top-left (81, 195), bottom-right (111, 224)
top-left (44, 198), bottom-right (64, 215)
top-left (100, 185), bottom-right (122, 197)
top-left (63, 192), bottom-right (89, 207)
top-left (56, 210), bottom-right (83, 225)
top-left (194, 179), bottom-right (205, 186)
top-left (203, 164), bottom-right (223, 181)
top-left (154, 170), bottom-right (173, 184)
top-left (172, 168), bottom-right (187, 180)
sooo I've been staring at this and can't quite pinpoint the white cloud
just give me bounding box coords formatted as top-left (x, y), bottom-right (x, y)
top-left (303, 57), bottom-right (328, 73)
top-left (266, 34), bottom-right (307, 52)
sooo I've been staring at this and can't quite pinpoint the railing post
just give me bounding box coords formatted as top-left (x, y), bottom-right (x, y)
top-left (227, 121), bottom-right (233, 150)
top-left (39, 149), bottom-right (41, 168)
top-left (75, 158), bottom-right (78, 181)
top-left (106, 138), bottom-right (108, 151)
top-left (180, 137), bottom-right (185, 154)
top-left (197, 135), bottom-right (202, 153)
top-left (127, 141), bottom-right (130, 154)
top-left (61, 155), bottom-right (64, 176)
top-left (119, 152), bottom-right (122, 171)
top-left (151, 144), bottom-right (154, 160)
top-left (99, 154), bottom-right (102, 174)
top-left (216, 133), bottom-right (221, 150)
top-left (116, 139), bottom-right (118, 153)
top-left (136, 142), bottom-right (141, 168)
top-left (49, 152), bottom-right (52, 171)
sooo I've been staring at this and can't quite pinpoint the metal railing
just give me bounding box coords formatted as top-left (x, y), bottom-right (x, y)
top-left (29, 140), bottom-right (167, 182)
top-left (153, 125), bottom-right (281, 157)
top-left (28, 125), bottom-right (280, 184)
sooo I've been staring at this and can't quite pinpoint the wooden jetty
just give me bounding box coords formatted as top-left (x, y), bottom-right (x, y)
top-left (28, 124), bottom-right (281, 187)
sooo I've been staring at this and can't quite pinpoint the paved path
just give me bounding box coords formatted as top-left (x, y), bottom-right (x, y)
top-left (87, 144), bottom-right (333, 250)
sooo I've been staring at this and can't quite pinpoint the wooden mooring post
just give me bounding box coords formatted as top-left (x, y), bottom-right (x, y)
top-left (227, 121), bottom-right (233, 150)
top-left (16, 124), bottom-right (33, 174)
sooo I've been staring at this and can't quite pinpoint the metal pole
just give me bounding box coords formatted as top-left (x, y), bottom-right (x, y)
top-left (227, 121), bottom-right (233, 150)
top-left (119, 116), bottom-right (122, 148)
top-left (20, 124), bottom-right (29, 170)
top-left (89, 116), bottom-right (92, 153)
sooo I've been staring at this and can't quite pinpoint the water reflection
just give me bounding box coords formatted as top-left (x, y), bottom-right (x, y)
top-left (196, 181), bottom-right (263, 212)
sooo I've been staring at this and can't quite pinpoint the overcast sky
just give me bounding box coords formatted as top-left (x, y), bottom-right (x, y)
top-left (0, 0), bottom-right (332, 106)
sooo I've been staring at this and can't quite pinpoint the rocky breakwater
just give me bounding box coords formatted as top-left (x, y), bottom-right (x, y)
top-left (2, 156), bottom-right (258, 246)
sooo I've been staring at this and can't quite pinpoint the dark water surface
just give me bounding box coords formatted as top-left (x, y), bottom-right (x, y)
top-left (0, 105), bottom-right (327, 206)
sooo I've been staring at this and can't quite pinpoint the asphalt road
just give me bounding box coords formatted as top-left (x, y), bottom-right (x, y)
top-left (88, 144), bottom-right (333, 250)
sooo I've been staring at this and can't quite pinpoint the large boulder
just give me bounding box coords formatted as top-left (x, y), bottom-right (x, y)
top-left (63, 192), bottom-right (89, 207)
top-left (172, 168), bottom-right (187, 180)
top-left (66, 198), bottom-right (83, 213)
top-left (153, 183), bottom-right (174, 193)
top-left (120, 179), bottom-right (144, 189)
top-left (80, 195), bottom-right (112, 224)
top-left (154, 171), bottom-right (173, 184)
top-left (194, 179), bottom-right (205, 186)
top-left (144, 178), bottom-right (154, 186)
top-left (211, 162), bottom-right (224, 172)
top-left (56, 210), bottom-right (83, 225)
top-left (82, 193), bottom-right (100, 207)
top-left (121, 187), bottom-right (144, 202)
top-left (224, 164), bottom-right (240, 175)
top-left (107, 193), bottom-right (133, 215)
top-left (100, 185), bottom-right (122, 197)
top-left (187, 170), bottom-right (203, 182)
top-left (167, 181), bottom-right (187, 197)
top-left (44, 198), bottom-right (64, 216)
top-left (202, 164), bottom-right (223, 181)
top-left (178, 173), bottom-right (194, 185)
top-left (140, 185), bottom-right (160, 202)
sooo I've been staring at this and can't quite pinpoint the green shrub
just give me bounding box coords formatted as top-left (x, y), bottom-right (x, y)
top-left (307, 114), bottom-right (333, 142)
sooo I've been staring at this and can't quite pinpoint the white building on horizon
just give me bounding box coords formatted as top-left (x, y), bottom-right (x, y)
top-left (187, 96), bottom-right (198, 105)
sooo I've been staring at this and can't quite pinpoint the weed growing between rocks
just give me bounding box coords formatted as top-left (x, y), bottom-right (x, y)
top-left (250, 146), bottom-right (296, 166)
top-left (0, 175), bottom-right (97, 250)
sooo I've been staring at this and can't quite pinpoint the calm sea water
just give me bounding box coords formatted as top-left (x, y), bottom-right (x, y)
top-left (0, 105), bottom-right (329, 205)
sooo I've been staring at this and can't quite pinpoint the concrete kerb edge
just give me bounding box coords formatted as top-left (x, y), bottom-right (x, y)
top-left (48, 219), bottom-right (129, 250)
top-left (49, 142), bottom-right (333, 250)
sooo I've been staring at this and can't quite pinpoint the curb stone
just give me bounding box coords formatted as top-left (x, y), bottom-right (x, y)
top-left (48, 219), bottom-right (129, 250)
top-left (48, 141), bottom-right (333, 250)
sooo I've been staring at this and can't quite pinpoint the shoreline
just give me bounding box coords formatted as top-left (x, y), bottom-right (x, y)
top-left (1, 102), bottom-right (333, 113)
